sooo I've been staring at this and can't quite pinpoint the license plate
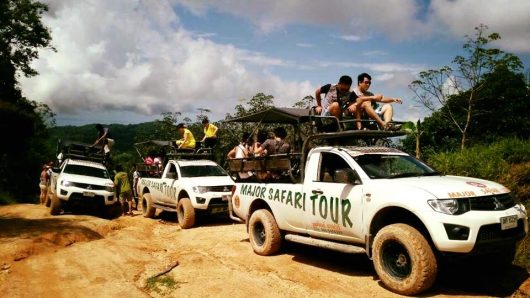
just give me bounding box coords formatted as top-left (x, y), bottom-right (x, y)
top-left (83, 191), bottom-right (95, 197)
top-left (500, 215), bottom-right (518, 230)
top-left (211, 207), bottom-right (228, 214)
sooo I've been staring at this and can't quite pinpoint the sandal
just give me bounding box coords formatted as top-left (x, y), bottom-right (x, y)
top-left (383, 123), bottom-right (402, 131)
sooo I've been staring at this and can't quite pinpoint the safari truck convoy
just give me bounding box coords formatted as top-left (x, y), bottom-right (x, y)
top-left (226, 127), bottom-right (528, 295)
top-left (47, 141), bottom-right (119, 217)
top-left (136, 158), bottom-right (235, 228)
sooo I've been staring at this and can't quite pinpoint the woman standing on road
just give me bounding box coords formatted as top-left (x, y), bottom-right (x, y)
top-left (39, 164), bottom-right (49, 205)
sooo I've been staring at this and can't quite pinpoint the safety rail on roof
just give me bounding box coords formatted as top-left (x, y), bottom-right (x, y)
top-left (58, 140), bottom-right (106, 164)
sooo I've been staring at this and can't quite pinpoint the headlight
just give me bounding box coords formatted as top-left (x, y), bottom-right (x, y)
top-left (61, 180), bottom-right (72, 187)
top-left (105, 183), bottom-right (115, 192)
top-left (193, 186), bottom-right (209, 194)
top-left (428, 199), bottom-right (469, 215)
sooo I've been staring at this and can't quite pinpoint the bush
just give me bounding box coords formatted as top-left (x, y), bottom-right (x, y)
top-left (427, 138), bottom-right (530, 201)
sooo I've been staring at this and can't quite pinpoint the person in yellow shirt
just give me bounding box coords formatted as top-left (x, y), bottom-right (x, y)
top-left (200, 118), bottom-right (218, 148)
top-left (175, 123), bottom-right (196, 152)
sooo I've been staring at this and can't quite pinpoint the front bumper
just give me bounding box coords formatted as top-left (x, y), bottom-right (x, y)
top-left (57, 187), bottom-right (116, 206)
top-left (192, 191), bottom-right (232, 213)
top-left (424, 205), bottom-right (528, 254)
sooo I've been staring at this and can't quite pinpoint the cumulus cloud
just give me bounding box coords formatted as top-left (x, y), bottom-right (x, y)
top-left (20, 0), bottom-right (312, 124)
top-left (175, 0), bottom-right (428, 40)
top-left (429, 0), bottom-right (530, 53)
top-left (177, 0), bottom-right (530, 53)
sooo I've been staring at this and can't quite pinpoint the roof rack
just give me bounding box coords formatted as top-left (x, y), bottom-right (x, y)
top-left (57, 140), bottom-right (105, 164)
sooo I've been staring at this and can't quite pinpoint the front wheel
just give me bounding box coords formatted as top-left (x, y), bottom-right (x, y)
top-left (49, 194), bottom-right (61, 216)
top-left (177, 198), bottom-right (195, 229)
top-left (248, 209), bottom-right (281, 256)
top-left (372, 223), bottom-right (437, 296)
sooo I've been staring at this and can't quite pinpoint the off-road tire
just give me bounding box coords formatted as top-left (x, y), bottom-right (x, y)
top-left (49, 194), bottom-right (61, 216)
top-left (372, 223), bottom-right (437, 296)
top-left (141, 193), bottom-right (156, 218)
top-left (177, 198), bottom-right (195, 229)
top-left (248, 209), bottom-right (281, 256)
top-left (104, 203), bottom-right (122, 219)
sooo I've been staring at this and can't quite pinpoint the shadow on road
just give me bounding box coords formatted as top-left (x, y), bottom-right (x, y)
top-left (280, 240), bottom-right (528, 296)
top-left (0, 215), bottom-right (104, 241)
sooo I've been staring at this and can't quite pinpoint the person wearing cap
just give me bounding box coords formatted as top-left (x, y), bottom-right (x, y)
top-left (175, 123), bottom-right (196, 151)
top-left (200, 118), bottom-right (218, 148)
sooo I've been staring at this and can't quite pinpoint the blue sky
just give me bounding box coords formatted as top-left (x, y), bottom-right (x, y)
top-left (20, 0), bottom-right (530, 126)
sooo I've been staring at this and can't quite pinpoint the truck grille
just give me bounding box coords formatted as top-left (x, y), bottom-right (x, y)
top-left (209, 185), bottom-right (233, 192)
top-left (476, 219), bottom-right (526, 243)
top-left (469, 193), bottom-right (515, 211)
top-left (70, 182), bottom-right (107, 191)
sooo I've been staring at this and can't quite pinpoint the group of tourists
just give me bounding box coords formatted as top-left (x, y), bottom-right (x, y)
top-left (227, 126), bottom-right (291, 181)
top-left (315, 72), bottom-right (402, 130)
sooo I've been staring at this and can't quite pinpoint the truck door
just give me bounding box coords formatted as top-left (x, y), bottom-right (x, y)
top-left (303, 152), bottom-right (364, 243)
top-left (160, 162), bottom-right (179, 205)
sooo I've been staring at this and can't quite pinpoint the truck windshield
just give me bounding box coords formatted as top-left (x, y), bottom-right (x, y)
top-left (354, 154), bottom-right (438, 179)
top-left (63, 164), bottom-right (110, 179)
top-left (180, 165), bottom-right (228, 178)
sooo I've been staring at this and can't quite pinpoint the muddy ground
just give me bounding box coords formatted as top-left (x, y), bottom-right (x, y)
top-left (0, 204), bottom-right (528, 297)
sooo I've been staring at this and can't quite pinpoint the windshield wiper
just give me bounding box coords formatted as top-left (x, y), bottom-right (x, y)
top-left (422, 172), bottom-right (441, 176)
top-left (389, 173), bottom-right (420, 179)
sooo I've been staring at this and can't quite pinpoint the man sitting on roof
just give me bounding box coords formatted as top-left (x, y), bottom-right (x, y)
top-left (175, 123), bottom-right (196, 152)
top-left (314, 75), bottom-right (358, 118)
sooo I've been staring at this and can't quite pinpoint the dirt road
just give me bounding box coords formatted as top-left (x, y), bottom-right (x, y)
top-left (0, 204), bottom-right (528, 297)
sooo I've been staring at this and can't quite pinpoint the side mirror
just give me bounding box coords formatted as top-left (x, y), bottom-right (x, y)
top-left (52, 167), bottom-right (60, 173)
top-left (166, 172), bottom-right (177, 179)
top-left (334, 169), bottom-right (360, 185)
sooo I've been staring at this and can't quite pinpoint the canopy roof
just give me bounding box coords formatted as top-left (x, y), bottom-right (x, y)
top-left (224, 107), bottom-right (312, 124)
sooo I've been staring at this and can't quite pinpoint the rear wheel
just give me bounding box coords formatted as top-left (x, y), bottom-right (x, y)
top-left (141, 193), bottom-right (155, 218)
top-left (372, 224), bottom-right (437, 296)
top-left (177, 198), bottom-right (195, 229)
top-left (248, 209), bottom-right (281, 256)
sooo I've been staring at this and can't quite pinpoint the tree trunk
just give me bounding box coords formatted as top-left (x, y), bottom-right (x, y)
top-left (415, 135), bottom-right (421, 158)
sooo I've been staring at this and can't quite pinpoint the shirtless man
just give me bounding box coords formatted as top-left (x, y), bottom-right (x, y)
top-left (353, 73), bottom-right (402, 130)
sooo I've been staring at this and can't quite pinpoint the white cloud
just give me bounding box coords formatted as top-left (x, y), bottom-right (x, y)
top-left (318, 62), bottom-right (424, 73)
top-left (21, 0), bottom-right (313, 124)
top-left (362, 50), bottom-right (387, 56)
top-left (177, 0), bottom-right (530, 53)
top-left (296, 43), bottom-right (314, 48)
top-left (336, 34), bottom-right (363, 42)
top-left (175, 0), bottom-right (428, 40)
top-left (429, 0), bottom-right (530, 53)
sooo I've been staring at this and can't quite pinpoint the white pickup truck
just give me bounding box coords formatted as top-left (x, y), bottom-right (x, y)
top-left (228, 138), bottom-right (528, 295)
top-left (47, 158), bottom-right (118, 216)
top-left (137, 159), bottom-right (235, 228)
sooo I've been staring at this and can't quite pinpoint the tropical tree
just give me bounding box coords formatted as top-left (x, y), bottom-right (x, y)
top-left (409, 24), bottom-right (523, 150)
top-left (402, 120), bottom-right (424, 158)
top-left (0, 0), bottom-right (55, 201)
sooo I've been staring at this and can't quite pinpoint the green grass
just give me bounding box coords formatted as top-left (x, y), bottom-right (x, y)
top-left (145, 275), bottom-right (180, 294)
